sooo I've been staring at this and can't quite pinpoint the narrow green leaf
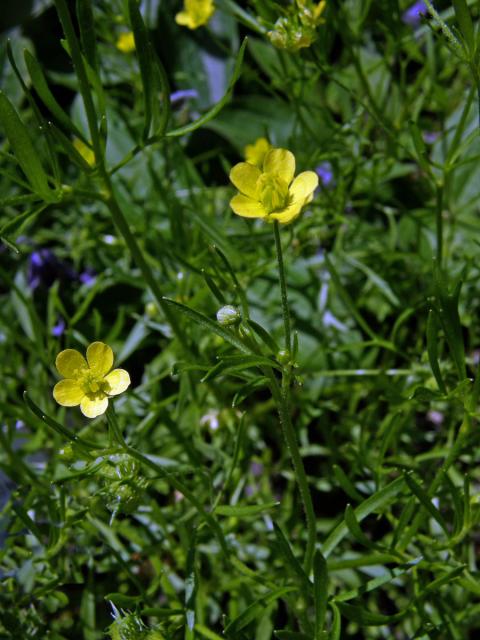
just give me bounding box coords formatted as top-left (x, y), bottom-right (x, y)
top-left (195, 625), bottom-right (225, 640)
top-left (76, 0), bottom-right (99, 72)
top-left (232, 377), bottom-right (269, 407)
top-left (162, 297), bottom-right (253, 354)
top-left (336, 602), bottom-right (406, 626)
top-left (419, 565), bottom-right (466, 597)
top-left (24, 50), bottom-right (84, 141)
top-left (47, 122), bottom-right (95, 171)
top-left (215, 501), bottom-right (279, 517)
top-left (403, 472), bottom-right (449, 535)
top-left (0, 203), bottom-right (47, 238)
top-left (128, 0), bottom-right (159, 139)
top-left (167, 38), bottom-right (248, 137)
top-left (322, 476), bottom-right (405, 557)
top-left (344, 504), bottom-right (377, 549)
top-left (426, 309), bottom-right (446, 393)
top-left (202, 354), bottom-right (280, 382)
top-left (272, 522), bottom-right (311, 592)
top-left (0, 91), bottom-right (55, 201)
top-left (408, 120), bottom-right (431, 174)
top-left (203, 270), bottom-right (226, 304)
top-left (185, 531), bottom-right (197, 631)
top-left (274, 633), bottom-right (310, 640)
top-left (335, 557), bottom-right (422, 603)
top-left (247, 320), bottom-right (280, 354)
top-left (224, 587), bottom-right (296, 634)
top-left (23, 391), bottom-right (98, 453)
top-left (333, 465), bottom-right (363, 502)
top-left (452, 0), bottom-right (475, 53)
top-left (104, 593), bottom-right (142, 607)
top-left (329, 602), bottom-right (342, 640)
top-left (313, 550), bottom-right (328, 639)
top-left (432, 267), bottom-right (466, 380)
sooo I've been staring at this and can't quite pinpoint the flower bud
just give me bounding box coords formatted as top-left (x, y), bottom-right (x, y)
top-left (216, 305), bottom-right (241, 326)
top-left (277, 349), bottom-right (291, 365)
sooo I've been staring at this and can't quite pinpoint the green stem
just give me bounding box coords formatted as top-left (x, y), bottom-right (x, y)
top-left (270, 222), bottom-right (316, 574)
top-left (435, 182), bottom-right (444, 267)
top-left (266, 369), bottom-right (316, 575)
top-left (105, 407), bottom-right (230, 559)
top-left (273, 220), bottom-right (291, 354)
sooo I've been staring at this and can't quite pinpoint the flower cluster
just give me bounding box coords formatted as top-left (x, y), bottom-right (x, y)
top-left (268, 0), bottom-right (326, 51)
top-left (229, 147), bottom-right (318, 225)
top-left (53, 342), bottom-right (130, 418)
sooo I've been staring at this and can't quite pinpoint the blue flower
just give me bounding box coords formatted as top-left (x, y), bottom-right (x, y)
top-left (402, 1), bottom-right (427, 27)
top-left (170, 89), bottom-right (199, 105)
top-left (52, 318), bottom-right (66, 337)
top-left (315, 162), bottom-right (334, 188)
top-left (27, 249), bottom-right (75, 290)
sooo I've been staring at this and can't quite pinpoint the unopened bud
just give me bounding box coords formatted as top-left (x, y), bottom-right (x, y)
top-left (216, 305), bottom-right (241, 326)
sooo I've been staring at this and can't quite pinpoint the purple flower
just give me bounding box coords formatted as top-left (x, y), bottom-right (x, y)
top-left (402, 1), bottom-right (427, 27)
top-left (27, 249), bottom-right (74, 290)
top-left (315, 162), bottom-right (334, 189)
top-left (27, 247), bottom-right (95, 291)
top-left (170, 89), bottom-right (199, 105)
top-left (79, 268), bottom-right (96, 286)
top-left (250, 462), bottom-right (264, 477)
top-left (423, 131), bottom-right (439, 144)
top-left (52, 318), bottom-right (66, 337)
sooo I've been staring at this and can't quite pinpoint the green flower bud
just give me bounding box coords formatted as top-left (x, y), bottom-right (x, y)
top-left (277, 349), bottom-right (291, 365)
top-left (216, 305), bottom-right (241, 326)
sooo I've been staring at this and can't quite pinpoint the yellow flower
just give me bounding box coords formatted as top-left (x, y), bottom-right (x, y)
top-left (53, 342), bottom-right (130, 418)
top-left (175, 0), bottom-right (215, 29)
top-left (244, 137), bottom-right (272, 167)
top-left (73, 138), bottom-right (95, 167)
top-left (116, 31), bottom-right (136, 53)
top-left (313, 0), bottom-right (327, 22)
top-left (229, 148), bottom-right (318, 225)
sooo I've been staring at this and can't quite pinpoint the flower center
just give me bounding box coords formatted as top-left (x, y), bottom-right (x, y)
top-left (256, 173), bottom-right (290, 213)
top-left (80, 372), bottom-right (110, 399)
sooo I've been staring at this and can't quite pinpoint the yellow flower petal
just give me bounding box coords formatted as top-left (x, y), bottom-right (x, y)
top-left (230, 194), bottom-right (267, 218)
top-left (269, 201), bottom-right (303, 224)
top-left (229, 162), bottom-right (261, 199)
top-left (263, 149), bottom-right (295, 185)
top-left (56, 349), bottom-right (88, 379)
top-left (86, 342), bottom-right (114, 377)
top-left (105, 369), bottom-right (131, 396)
top-left (289, 171), bottom-right (319, 203)
top-left (80, 396), bottom-right (109, 418)
top-left (53, 379), bottom-right (85, 406)
top-left (116, 31), bottom-right (135, 53)
top-left (244, 138), bottom-right (271, 167)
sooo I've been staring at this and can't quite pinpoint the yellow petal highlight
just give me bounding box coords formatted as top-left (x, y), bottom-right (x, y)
top-left (105, 369), bottom-right (131, 396)
top-left (229, 162), bottom-right (261, 199)
top-left (289, 171), bottom-right (319, 203)
top-left (263, 149), bottom-right (295, 185)
top-left (86, 342), bottom-right (113, 377)
top-left (56, 349), bottom-right (88, 379)
top-left (269, 201), bottom-right (303, 224)
top-left (80, 396), bottom-right (109, 418)
top-left (116, 31), bottom-right (135, 53)
top-left (230, 194), bottom-right (267, 218)
top-left (53, 379), bottom-right (84, 406)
